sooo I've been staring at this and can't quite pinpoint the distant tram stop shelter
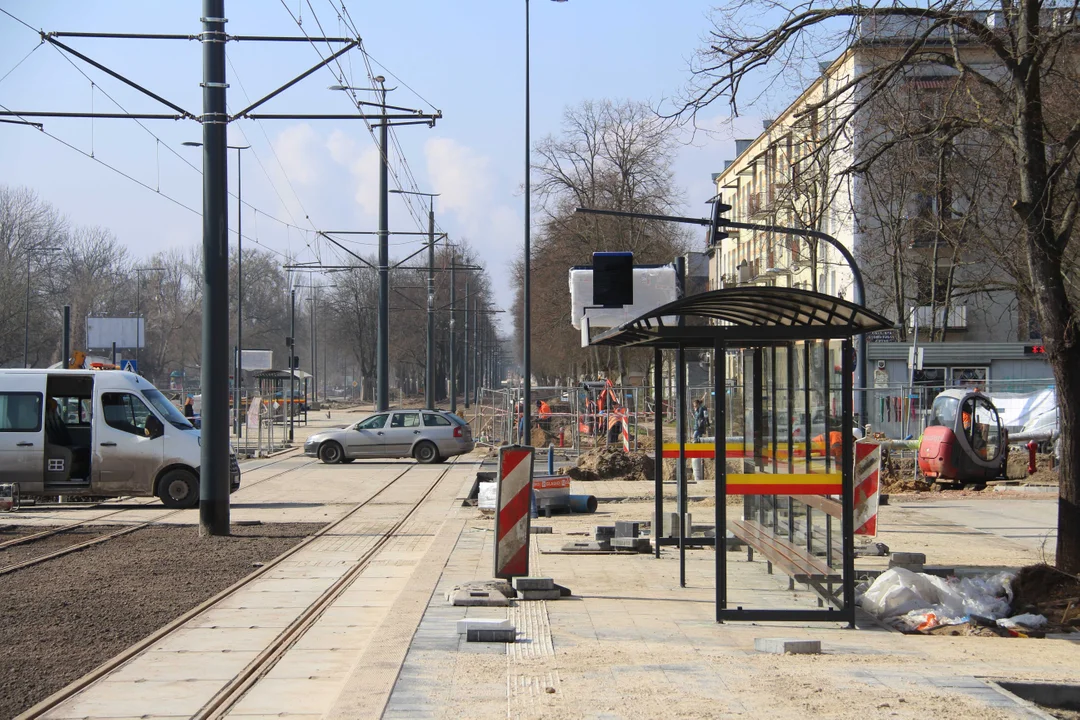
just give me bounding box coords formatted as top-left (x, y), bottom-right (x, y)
top-left (588, 285), bottom-right (893, 625)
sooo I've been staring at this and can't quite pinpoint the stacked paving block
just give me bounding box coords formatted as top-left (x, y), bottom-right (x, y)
top-left (612, 520), bottom-right (651, 553)
top-left (888, 551), bottom-right (926, 573)
top-left (513, 576), bottom-right (563, 600)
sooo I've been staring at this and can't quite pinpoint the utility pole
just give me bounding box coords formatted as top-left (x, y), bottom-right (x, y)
top-left (289, 286), bottom-right (296, 443)
top-left (449, 250), bottom-right (457, 415)
top-left (377, 77), bottom-right (390, 412)
top-left (464, 280), bottom-right (470, 410)
top-left (388, 189), bottom-right (439, 409)
top-left (310, 284), bottom-right (318, 403)
top-left (62, 305), bottom-right (70, 370)
top-left (199, 0), bottom-right (230, 536)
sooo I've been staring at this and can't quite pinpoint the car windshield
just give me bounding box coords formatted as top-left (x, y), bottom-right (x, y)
top-left (142, 389), bottom-right (193, 430)
top-left (356, 413), bottom-right (388, 430)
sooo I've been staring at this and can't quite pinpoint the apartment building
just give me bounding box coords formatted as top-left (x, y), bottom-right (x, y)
top-left (706, 14), bottom-right (1052, 399)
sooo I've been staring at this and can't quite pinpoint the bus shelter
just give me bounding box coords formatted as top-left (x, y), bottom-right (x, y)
top-left (590, 286), bottom-right (893, 624)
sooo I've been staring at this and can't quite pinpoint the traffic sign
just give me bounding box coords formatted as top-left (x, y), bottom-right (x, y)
top-left (122, 360), bottom-right (138, 373)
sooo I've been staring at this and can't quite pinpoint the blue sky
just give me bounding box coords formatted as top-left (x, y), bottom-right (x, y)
top-left (0, 1), bottom-right (770, 328)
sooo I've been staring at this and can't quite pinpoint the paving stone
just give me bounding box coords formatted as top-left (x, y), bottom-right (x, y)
top-left (611, 537), bottom-right (651, 552)
top-left (553, 582), bottom-right (572, 597)
top-left (890, 552), bottom-right (927, 565)
top-left (594, 525), bottom-right (616, 539)
top-left (562, 541), bottom-right (608, 552)
top-left (466, 628), bottom-right (516, 642)
top-left (456, 618), bottom-right (514, 634)
top-left (754, 638), bottom-right (822, 655)
top-left (519, 589), bottom-right (562, 601)
top-left (531, 526), bottom-right (553, 534)
top-left (615, 520), bottom-right (641, 538)
top-left (512, 576), bottom-right (555, 592)
top-left (450, 589), bottom-right (509, 607)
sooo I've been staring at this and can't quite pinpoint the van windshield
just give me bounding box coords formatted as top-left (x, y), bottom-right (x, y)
top-left (142, 389), bottom-right (193, 430)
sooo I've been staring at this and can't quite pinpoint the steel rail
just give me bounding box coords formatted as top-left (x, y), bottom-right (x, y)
top-left (195, 461), bottom-right (457, 720)
top-left (15, 458), bottom-right (455, 720)
top-left (0, 455), bottom-right (316, 570)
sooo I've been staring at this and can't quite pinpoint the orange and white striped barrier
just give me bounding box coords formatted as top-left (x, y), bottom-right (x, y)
top-left (726, 472), bottom-right (842, 495)
top-left (494, 445), bottom-right (534, 579)
top-left (661, 442), bottom-right (829, 460)
top-left (854, 440), bottom-right (881, 536)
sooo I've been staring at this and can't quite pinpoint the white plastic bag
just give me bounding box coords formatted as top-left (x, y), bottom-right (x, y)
top-left (997, 613), bottom-right (1047, 630)
top-left (858, 568), bottom-right (1014, 630)
top-left (478, 481), bottom-right (497, 512)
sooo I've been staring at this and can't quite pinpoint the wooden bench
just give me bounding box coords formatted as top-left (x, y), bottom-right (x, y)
top-left (728, 518), bottom-right (843, 608)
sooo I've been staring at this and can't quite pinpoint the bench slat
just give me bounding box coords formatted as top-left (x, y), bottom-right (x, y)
top-left (729, 519), bottom-right (839, 581)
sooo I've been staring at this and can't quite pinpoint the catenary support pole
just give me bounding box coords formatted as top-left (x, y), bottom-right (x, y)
top-left (199, 0), bottom-right (230, 536)
top-left (464, 282), bottom-right (470, 410)
top-left (376, 81), bottom-right (390, 412)
top-left (426, 202), bottom-right (435, 409)
top-left (289, 286), bottom-right (295, 443)
top-left (235, 146), bottom-right (243, 437)
top-left (450, 251), bottom-right (457, 415)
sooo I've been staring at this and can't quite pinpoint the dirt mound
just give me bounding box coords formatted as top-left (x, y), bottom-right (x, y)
top-left (881, 476), bottom-right (932, 494)
top-left (1011, 564), bottom-right (1080, 632)
top-left (563, 446), bottom-right (654, 482)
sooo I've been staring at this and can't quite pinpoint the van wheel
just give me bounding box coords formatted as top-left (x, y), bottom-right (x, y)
top-left (158, 469), bottom-right (199, 509)
top-left (414, 441), bottom-right (439, 464)
top-left (319, 441), bottom-right (344, 464)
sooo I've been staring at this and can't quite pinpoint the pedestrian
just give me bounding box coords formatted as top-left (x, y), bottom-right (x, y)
top-left (184, 396), bottom-right (195, 419)
top-left (693, 396), bottom-right (710, 442)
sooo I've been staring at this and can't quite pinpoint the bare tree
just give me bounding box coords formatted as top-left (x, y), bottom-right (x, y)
top-left (679, 1), bottom-right (1080, 571)
top-left (521, 99), bottom-right (690, 384)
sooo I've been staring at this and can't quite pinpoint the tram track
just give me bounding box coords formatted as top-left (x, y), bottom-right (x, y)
top-left (17, 458), bottom-right (459, 720)
top-left (0, 454), bottom-right (319, 575)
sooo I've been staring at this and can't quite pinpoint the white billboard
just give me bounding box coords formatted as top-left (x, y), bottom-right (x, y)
top-left (87, 317), bottom-right (143, 349)
top-left (569, 265), bottom-right (678, 330)
top-left (241, 349), bottom-right (273, 371)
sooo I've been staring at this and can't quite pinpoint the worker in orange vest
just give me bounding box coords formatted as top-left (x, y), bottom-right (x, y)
top-left (536, 399), bottom-right (551, 432)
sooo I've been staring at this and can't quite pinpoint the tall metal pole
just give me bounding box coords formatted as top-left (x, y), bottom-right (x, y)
top-left (376, 79), bottom-right (390, 412)
top-left (23, 249), bottom-right (30, 368)
top-left (289, 286), bottom-right (296, 442)
top-left (426, 201), bottom-right (435, 409)
top-left (62, 305), bottom-right (70, 370)
top-left (522, 0), bottom-right (533, 442)
top-left (464, 281), bottom-right (470, 410)
top-left (235, 146), bottom-right (243, 438)
top-left (450, 251), bottom-right (457, 415)
top-left (310, 287), bottom-right (316, 403)
top-left (135, 276), bottom-right (141, 371)
top-left (199, 0), bottom-right (230, 536)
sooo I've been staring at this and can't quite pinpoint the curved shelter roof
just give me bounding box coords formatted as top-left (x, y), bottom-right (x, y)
top-left (590, 286), bottom-right (894, 348)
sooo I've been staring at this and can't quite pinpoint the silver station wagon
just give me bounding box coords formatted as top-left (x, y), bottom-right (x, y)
top-left (304, 409), bottom-right (474, 464)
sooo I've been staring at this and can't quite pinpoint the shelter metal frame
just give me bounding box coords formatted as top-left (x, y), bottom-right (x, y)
top-left (591, 286), bottom-right (892, 624)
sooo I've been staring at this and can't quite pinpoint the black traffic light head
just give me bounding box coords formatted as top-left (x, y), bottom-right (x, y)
top-left (592, 251), bottom-right (634, 308)
top-left (709, 198), bottom-right (732, 246)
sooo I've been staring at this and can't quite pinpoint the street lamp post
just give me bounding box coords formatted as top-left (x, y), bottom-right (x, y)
top-left (390, 189), bottom-right (440, 410)
top-left (134, 267), bottom-right (165, 374)
top-left (523, 0), bottom-right (569, 441)
top-left (23, 243), bottom-right (60, 368)
top-left (184, 141), bottom-right (250, 438)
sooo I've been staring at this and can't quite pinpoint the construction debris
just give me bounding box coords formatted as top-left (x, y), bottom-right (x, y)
top-left (561, 446), bottom-right (654, 482)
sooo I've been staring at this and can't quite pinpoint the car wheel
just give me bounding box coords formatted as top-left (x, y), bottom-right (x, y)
top-left (340, 458), bottom-right (356, 464)
top-left (158, 469), bottom-right (199, 509)
top-left (319, 441), bottom-right (344, 464)
top-left (414, 440), bottom-right (439, 464)
top-left (433, 455), bottom-right (448, 464)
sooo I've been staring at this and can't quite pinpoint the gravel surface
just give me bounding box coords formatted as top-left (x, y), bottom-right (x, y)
top-left (0, 525), bottom-right (122, 569)
top-left (0, 522), bottom-right (323, 719)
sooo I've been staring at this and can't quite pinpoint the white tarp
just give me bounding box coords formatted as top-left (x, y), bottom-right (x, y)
top-left (858, 567), bottom-right (1014, 630)
top-left (987, 387), bottom-right (1056, 432)
top-left (569, 265), bottom-right (678, 330)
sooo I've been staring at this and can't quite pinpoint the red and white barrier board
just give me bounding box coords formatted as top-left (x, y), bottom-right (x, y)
top-left (494, 445), bottom-right (534, 579)
top-left (854, 440), bottom-right (881, 536)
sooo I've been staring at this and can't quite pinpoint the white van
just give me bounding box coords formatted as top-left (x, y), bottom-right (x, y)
top-left (0, 369), bottom-right (240, 508)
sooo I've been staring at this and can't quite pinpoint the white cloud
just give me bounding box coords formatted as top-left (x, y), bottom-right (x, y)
top-left (327, 130), bottom-right (380, 217)
top-left (424, 137), bottom-right (496, 224)
top-left (272, 123), bottom-right (321, 186)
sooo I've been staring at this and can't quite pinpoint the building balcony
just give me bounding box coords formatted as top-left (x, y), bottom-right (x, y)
top-left (909, 305), bottom-right (967, 330)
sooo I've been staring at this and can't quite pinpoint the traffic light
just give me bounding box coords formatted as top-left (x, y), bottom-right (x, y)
top-left (708, 197), bottom-right (732, 246)
top-left (290, 355), bottom-right (300, 370)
